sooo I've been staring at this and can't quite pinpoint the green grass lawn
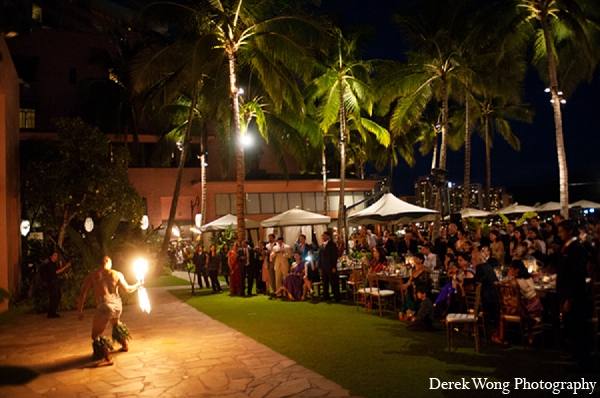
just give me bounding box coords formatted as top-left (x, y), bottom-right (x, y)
top-left (170, 288), bottom-right (596, 398)
top-left (144, 275), bottom-right (190, 288)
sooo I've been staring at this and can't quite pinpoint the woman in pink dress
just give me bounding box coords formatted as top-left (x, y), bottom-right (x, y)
top-left (228, 242), bottom-right (243, 295)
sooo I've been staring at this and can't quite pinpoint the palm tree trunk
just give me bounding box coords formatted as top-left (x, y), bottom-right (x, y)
top-left (322, 147), bottom-right (328, 215)
top-left (389, 154), bottom-right (394, 188)
top-left (540, 15), bottom-right (569, 219)
top-left (200, 151), bottom-right (207, 228)
top-left (485, 117), bottom-right (491, 211)
top-left (432, 78), bottom-right (449, 240)
top-left (155, 84), bottom-right (198, 276)
top-left (337, 81), bottom-right (347, 239)
top-left (229, 51), bottom-right (246, 244)
top-left (462, 96), bottom-right (471, 210)
top-left (431, 137), bottom-right (438, 171)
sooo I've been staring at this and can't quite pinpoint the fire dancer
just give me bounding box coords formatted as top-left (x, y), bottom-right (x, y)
top-left (77, 256), bottom-right (142, 366)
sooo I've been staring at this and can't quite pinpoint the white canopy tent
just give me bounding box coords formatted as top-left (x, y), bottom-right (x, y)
top-left (200, 214), bottom-right (261, 245)
top-left (348, 193), bottom-right (436, 224)
top-left (443, 208), bottom-right (492, 220)
top-left (535, 202), bottom-right (561, 212)
top-left (496, 203), bottom-right (537, 215)
top-left (260, 208), bottom-right (331, 247)
top-left (570, 200), bottom-right (600, 209)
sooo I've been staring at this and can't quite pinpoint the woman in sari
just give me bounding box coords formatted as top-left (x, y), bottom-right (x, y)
top-left (398, 253), bottom-right (431, 320)
top-left (271, 253), bottom-right (306, 301)
top-left (228, 242), bottom-right (243, 296)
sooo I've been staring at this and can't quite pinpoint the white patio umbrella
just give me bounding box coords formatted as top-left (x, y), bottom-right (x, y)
top-left (348, 193), bottom-right (436, 224)
top-left (261, 208), bottom-right (331, 246)
top-left (200, 214), bottom-right (260, 232)
top-left (496, 203), bottom-right (537, 215)
top-left (535, 202), bottom-right (561, 212)
top-left (569, 200), bottom-right (600, 209)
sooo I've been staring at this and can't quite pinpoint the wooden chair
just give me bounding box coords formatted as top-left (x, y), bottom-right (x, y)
top-left (496, 283), bottom-right (543, 349)
top-left (446, 282), bottom-right (482, 353)
top-left (366, 273), bottom-right (396, 317)
top-left (346, 270), bottom-right (365, 302)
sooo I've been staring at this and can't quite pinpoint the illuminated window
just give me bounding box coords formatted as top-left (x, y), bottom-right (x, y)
top-left (19, 108), bottom-right (36, 128)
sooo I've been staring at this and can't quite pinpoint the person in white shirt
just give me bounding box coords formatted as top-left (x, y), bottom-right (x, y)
top-left (422, 243), bottom-right (440, 271)
top-left (265, 234), bottom-right (277, 293)
top-left (366, 229), bottom-right (378, 251)
top-left (270, 237), bottom-right (291, 290)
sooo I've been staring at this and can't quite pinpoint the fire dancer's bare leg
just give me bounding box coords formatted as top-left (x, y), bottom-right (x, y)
top-left (92, 317), bottom-right (113, 366)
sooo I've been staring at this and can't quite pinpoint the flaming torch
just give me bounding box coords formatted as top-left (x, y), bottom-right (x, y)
top-left (133, 258), bottom-right (151, 313)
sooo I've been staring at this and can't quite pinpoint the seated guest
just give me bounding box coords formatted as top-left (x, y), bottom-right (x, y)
top-left (270, 253), bottom-right (305, 301)
top-left (434, 261), bottom-right (459, 316)
top-left (407, 288), bottom-right (435, 331)
top-left (369, 248), bottom-right (388, 273)
top-left (422, 243), bottom-right (441, 271)
top-left (397, 230), bottom-right (419, 255)
top-left (454, 229), bottom-right (469, 253)
top-left (457, 252), bottom-right (476, 280)
top-left (492, 260), bottom-right (544, 345)
top-left (399, 253), bottom-right (431, 320)
top-left (443, 251), bottom-right (456, 272)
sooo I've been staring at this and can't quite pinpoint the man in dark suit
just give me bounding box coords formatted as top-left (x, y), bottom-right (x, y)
top-left (238, 240), bottom-right (255, 296)
top-left (378, 230), bottom-right (396, 255)
top-left (318, 230), bottom-right (340, 302)
top-left (397, 230), bottom-right (419, 255)
top-left (556, 220), bottom-right (592, 368)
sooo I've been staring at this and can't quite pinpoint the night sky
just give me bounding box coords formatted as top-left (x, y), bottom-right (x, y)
top-left (319, 0), bottom-right (600, 204)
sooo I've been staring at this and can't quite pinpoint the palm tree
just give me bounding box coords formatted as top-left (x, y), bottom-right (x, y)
top-left (305, 28), bottom-right (390, 237)
top-left (380, 0), bottom-right (474, 237)
top-left (492, 0), bottom-right (600, 218)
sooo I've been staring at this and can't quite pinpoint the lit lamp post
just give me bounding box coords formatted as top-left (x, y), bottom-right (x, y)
top-left (84, 217), bottom-right (94, 232)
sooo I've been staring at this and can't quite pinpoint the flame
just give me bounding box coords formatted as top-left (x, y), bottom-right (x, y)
top-left (137, 287), bottom-right (151, 313)
top-left (134, 258), bottom-right (148, 283)
top-left (133, 258), bottom-right (151, 313)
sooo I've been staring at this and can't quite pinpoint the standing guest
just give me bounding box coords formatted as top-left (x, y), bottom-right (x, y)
top-left (77, 256), bottom-right (141, 366)
top-left (41, 251), bottom-right (72, 318)
top-left (454, 229), bottom-right (469, 253)
top-left (472, 250), bottom-right (500, 316)
top-left (318, 231), bottom-right (340, 302)
top-left (480, 246), bottom-right (498, 269)
top-left (295, 234), bottom-right (309, 258)
top-left (192, 246), bottom-right (210, 289)
top-left (397, 230), bottom-right (418, 254)
top-left (220, 244), bottom-right (230, 285)
top-left (504, 222), bottom-right (517, 265)
top-left (207, 244), bottom-right (223, 294)
top-left (434, 226), bottom-right (449, 259)
top-left (239, 240), bottom-right (255, 296)
top-left (258, 241), bottom-right (270, 295)
top-left (528, 227), bottom-right (547, 263)
top-left (447, 223), bottom-right (459, 251)
top-left (489, 230), bottom-right (505, 268)
top-left (266, 234), bottom-right (277, 294)
top-left (271, 237), bottom-right (291, 291)
top-left (556, 220), bottom-right (592, 369)
top-left (410, 223), bottom-right (424, 245)
top-left (422, 243), bottom-right (441, 271)
top-left (303, 249), bottom-right (319, 298)
top-left (335, 232), bottom-right (346, 258)
top-left (378, 230), bottom-right (396, 255)
top-left (253, 242), bottom-right (266, 295)
top-left (228, 242), bottom-right (243, 295)
top-left (366, 229), bottom-right (378, 251)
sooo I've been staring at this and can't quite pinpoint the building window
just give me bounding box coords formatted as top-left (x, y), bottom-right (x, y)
top-left (19, 108), bottom-right (36, 128)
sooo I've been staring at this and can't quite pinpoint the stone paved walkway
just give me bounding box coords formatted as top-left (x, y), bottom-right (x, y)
top-left (0, 283), bottom-right (356, 398)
